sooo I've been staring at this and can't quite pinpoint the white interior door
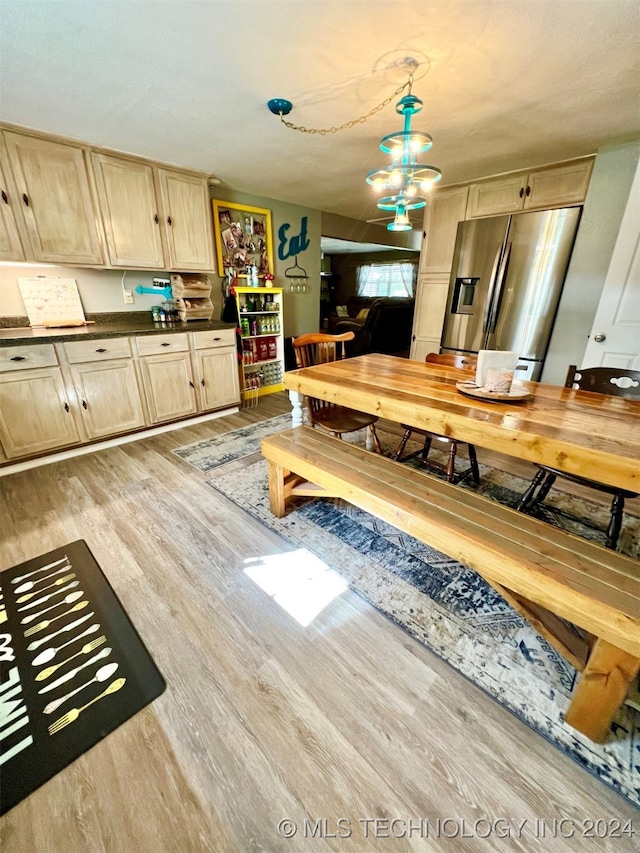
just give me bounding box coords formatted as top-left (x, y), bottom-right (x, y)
top-left (582, 159), bottom-right (640, 368)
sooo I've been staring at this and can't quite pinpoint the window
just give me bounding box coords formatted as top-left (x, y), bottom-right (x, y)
top-left (356, 262), bottom-right (417, 298)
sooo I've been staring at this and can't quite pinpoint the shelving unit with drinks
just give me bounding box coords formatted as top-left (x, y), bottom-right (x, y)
top-left (234, 286), bottom-right (284, 400)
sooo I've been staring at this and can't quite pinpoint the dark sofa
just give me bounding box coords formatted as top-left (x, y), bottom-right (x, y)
top-left (334, 298), bottom-right (415, 358)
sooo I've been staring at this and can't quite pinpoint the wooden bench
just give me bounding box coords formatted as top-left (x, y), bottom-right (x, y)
top-left (261, 426), bottom-right (640, 743)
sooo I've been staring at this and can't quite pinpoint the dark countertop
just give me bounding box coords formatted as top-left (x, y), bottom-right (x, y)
top-left (0, 313), bottom-right (236, 347)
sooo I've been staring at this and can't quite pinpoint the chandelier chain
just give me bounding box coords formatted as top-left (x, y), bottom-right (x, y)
top-left (278, 74), bottom-right (413, 135)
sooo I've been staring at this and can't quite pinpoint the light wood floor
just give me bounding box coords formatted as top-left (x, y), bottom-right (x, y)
top-left (0, 393), bottom-right (637, 853)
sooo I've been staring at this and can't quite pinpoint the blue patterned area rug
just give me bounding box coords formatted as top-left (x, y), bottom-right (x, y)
top-left (173, 414), bottom-right (640, 806)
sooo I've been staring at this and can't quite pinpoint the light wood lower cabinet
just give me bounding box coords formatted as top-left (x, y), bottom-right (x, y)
top-left (135, 334), bottom-right (198, 424)
top-left (0, 367), bottom-right (80, 458)
top-left (190, 329), bottom-right (240, 412)
top-left (0, 329), bottom-right (240, 463)
top-left (69, 359), bottom-right (146, 439)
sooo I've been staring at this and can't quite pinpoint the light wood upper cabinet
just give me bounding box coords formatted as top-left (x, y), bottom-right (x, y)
top-left (157, 169), bottom-right (215, 271)
top-left (523, 160), bottom-right (594, 210)
top-left (2, 131), bottom-right (104, 264)
top-left (92, 153), bottom-right (165, 268)
top-left (93, 155), bottom-right (215, 271)
top-left (466, 158), bottom-right (594, 219)
top-left (420, 186), bottom-right (469, 274)
top-left (0, 141), bottom-right (26, 261)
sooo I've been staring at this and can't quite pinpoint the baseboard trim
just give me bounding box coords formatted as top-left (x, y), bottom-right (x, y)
top-left (0, 406), bottom-right (240, 478)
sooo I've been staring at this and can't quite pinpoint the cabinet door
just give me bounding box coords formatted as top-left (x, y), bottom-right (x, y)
top-left (70, 360), bottom-right (145, 439)
top-left (3, 131), bottom-right (104, 264)
top-left (92, 153), bottom-right (165, 268)
top-left (157, 169), bottom-right (215, 271)
top-left (466, 174), bottom-right (526, 218)
top-left (139, 352), bottom-right (198, 423)
top-left (194, 347), bottom-right (240, 411)
top-left (0, 143), bottom-right (26, 261)
top-left (410, 273), bottom-right (451, 360)
top-left (420, 186), bottom-right (469, 274)
top-left (0, 367), bottom-right (80, 458)
top-left (524, 160), bottom-right (593, 210)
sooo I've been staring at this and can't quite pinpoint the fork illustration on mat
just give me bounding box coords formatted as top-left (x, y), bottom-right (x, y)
top-left (48, 677), bottom-right (126, 735)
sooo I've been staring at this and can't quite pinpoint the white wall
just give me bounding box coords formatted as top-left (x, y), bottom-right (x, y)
top-left (542, 139), bottom-right (640, 384)
top-left (0, 265), bottom-right (183, 319)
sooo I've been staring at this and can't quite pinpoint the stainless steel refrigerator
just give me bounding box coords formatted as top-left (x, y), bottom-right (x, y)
top-left (440, 207), bottom-right (582, 380)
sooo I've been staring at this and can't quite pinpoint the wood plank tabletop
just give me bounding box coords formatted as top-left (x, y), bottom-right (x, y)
top-left (284, 354), bottom-right (640, 493)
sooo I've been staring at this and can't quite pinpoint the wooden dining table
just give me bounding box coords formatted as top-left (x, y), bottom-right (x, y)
top-left (284, 353), bottom-right (640, 494)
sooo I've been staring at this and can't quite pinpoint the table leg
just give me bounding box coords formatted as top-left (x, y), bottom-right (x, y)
top-left (288, 390), bottom-right (304, 428)
top-left (564, 638), bottom-right (640, 742)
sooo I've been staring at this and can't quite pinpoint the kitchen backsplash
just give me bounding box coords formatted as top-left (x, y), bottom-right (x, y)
top-left (0, 265), bottom-right (220, 320)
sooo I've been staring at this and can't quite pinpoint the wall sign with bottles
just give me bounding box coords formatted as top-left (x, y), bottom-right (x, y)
top-left (234, 286), bottom-right (284, 401)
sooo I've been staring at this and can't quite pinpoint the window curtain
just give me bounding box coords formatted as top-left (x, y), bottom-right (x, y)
top-left (356, 262), bottom-right (417, 298)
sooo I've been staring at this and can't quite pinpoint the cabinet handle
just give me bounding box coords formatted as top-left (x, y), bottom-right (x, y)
top-left (10, 355), bottom-right (26, 361)
top-left (22, 193), bottom-right (29, 206)
top-left (189, 380), bottom-right (195, 388)
top-left (526, 186), bottom-right (531, 196)
top-left (154, 213), bottom-right (159, 224)
top-left (201, 379), bottom-right (205, 387)
top-left (519, 187), bottom-right (524, 198)
top-left (213, 337), bottom-right (221, 341)
top-left (95, 347), bottom-right (107, 353)
top-left (1, 190), bottom-right (7, 204)
top-left (82, 400), bottom-right (88, 409)
top-left (167, 216), bottom-right (172, 226)
top-left (64, 402), bottom-right (70, 413)
top-left (160, 341), bottom-right (170, 347)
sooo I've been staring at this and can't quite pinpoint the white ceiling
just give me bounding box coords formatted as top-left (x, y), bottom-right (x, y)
top-left (1, 1), bottom-right (638, 225)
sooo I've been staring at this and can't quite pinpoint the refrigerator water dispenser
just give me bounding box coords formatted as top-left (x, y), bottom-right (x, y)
top-left (451, 277), bottom-right (480, 314)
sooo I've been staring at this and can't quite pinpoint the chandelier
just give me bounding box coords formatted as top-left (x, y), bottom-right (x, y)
top-left (267, 64), bottom-right (441, 232)
top-left (366, 80), bottom-right (442, 231)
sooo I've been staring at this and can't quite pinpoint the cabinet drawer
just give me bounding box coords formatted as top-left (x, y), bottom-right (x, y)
top-left (64, 337), bottom-right (132, 363)
top-left (0, 344), bottom-right (58, 372)
top-left (136, 333), bottom-right (189, 355)
top-left (191, 329), bottom-right (236, 350)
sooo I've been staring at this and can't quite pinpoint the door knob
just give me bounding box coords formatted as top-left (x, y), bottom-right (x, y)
top-left (594, 332), bottom-right (607, 342)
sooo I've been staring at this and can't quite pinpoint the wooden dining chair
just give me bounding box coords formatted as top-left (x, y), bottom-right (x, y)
top-left (518, 364), bottom-right (640, 549)
top-left (291, 332), bottom-right (382, 452)
top-left (392, 352), bottom-right (480, 483)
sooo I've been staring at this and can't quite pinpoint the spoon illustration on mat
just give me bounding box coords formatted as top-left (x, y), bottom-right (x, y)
top-left (17, 580), bottom-right (80, 612)
top-left (32, 623), bottom-right (100, 666)
top-left (43, 662), bottom-right (119, 714)
top-left (20, 591), bottom-right (84, 624)
top-left (11, 556), bottom-right (69, 585)
top-left (24, 600), bottom-right (88, 637)
top-left (16, 574), bottom-right (76, 604)
top-left (38, 647), bottom-right (112, 694)
top-left (35, 636), bottom-right (106, 681)
top-left (14, 565), bottom-right (73, 594)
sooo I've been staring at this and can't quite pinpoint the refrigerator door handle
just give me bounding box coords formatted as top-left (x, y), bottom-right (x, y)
top-left (482, 244), bottom-right (504, 334)
top-left (488, 242), bottom-right (512, 333)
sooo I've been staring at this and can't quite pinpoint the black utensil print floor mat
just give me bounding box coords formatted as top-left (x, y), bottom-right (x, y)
top-left (0, 540), bottom-right (166, 815)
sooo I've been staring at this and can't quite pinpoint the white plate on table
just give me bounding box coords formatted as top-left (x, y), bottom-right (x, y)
top-left (455, 381), bottom-right (533, 403)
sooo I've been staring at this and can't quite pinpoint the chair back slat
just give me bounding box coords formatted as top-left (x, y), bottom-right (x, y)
top-left (292, 332), bottom-right (355, 369)
top-left (565, 365), bottom-right (640, 399)
top-left (426, 352), bottom-right (477, 371)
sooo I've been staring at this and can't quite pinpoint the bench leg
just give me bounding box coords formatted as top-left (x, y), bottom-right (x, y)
top-left (564, 638), bottom-right (640, 742)
top-left (267, 460), bottom-right (287, 518)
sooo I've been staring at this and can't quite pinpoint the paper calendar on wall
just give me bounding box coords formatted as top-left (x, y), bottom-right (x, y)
top-left (18, 277), bottom-right (87, 327)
